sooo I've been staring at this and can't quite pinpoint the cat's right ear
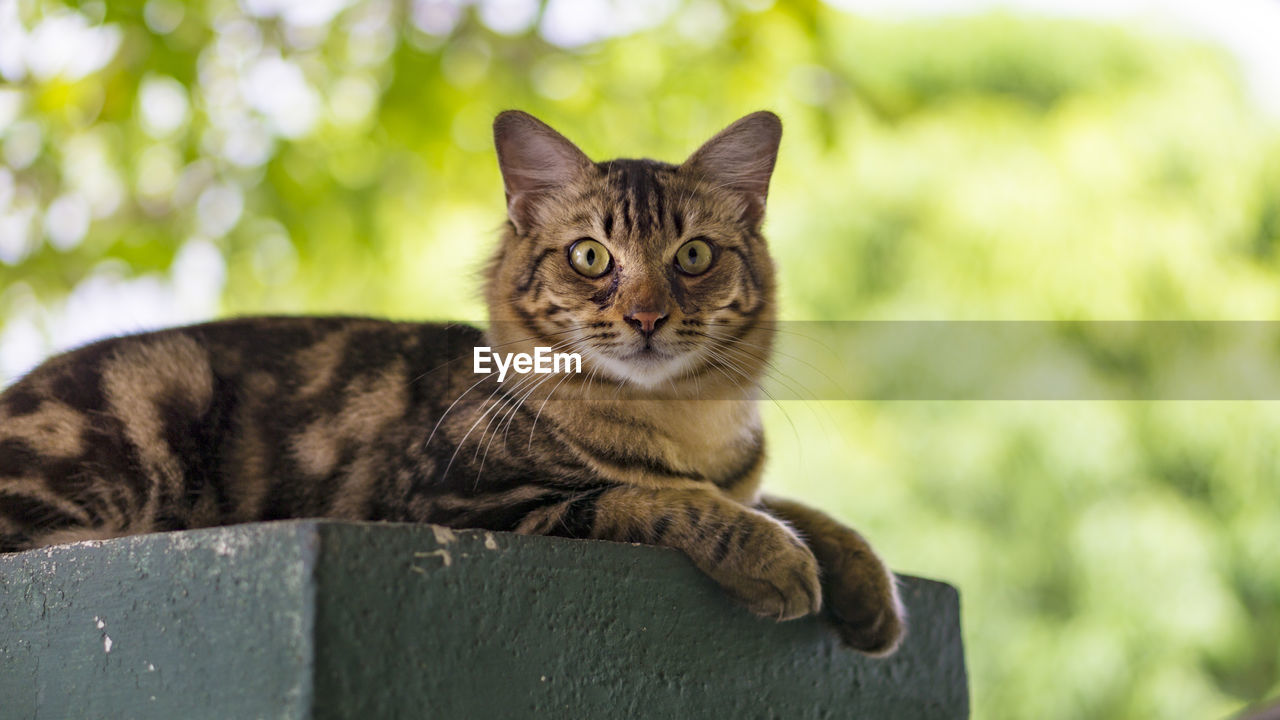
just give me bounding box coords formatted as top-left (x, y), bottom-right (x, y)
top-left (682, 111), bottom-right (782, 226)
top-left (493, 111), bottom-right (595, 234)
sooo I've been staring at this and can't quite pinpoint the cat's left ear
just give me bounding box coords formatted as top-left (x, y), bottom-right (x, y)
top-left (494, 110), bottom-right (595, 233)
top-left (682, 111), bottom-right (782, 226)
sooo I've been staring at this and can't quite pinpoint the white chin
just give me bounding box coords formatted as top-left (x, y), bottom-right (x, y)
top-left (590, 350), bottom-right (698, 389)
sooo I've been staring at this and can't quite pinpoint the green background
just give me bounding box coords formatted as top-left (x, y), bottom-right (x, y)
top-left (2, 0), bottom-right (1279, 717)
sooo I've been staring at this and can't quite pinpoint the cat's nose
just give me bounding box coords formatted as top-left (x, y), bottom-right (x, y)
top-left (624, 311), bottom-right (669, 338)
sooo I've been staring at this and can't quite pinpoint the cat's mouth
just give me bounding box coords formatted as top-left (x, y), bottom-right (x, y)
top-left (613, 346), bottom-right (678, 376)
top-left (625, 346), bottom-right (669, 361)
top-left (585, 341), bottom-right (696, 389)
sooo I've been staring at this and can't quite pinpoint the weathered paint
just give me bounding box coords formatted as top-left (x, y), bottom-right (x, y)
top-left (0, 521), bottom-right (968, 719)
top-left (0, 523), bottom-right (319, 719)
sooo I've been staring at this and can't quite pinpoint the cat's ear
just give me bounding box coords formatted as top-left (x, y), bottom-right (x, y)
top-left (682, 111), bottom-right (782, 225)
top-left (493, 111), bottom-right (595, 233)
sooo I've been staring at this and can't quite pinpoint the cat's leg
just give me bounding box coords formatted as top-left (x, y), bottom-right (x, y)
top-left (0, 433), bottom-right (173, 552)
top-left (537, 484), bottom-right (822, 621)
top-left (0, 399), bottom-right (137, 552)
top-left (0, 333), bottom-right (217, 552)
top-left (0, 434), bottom-right (147, 551)
top-left (0, 479), bottom-right (133, 552)
top-left (757, 495), bottom-right (905, 655)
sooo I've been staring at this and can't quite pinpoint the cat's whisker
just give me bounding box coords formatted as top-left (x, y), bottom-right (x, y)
top-left (694, 354), bottom-right (750, 395)
top-left (581, 361), bottom-right (603, 403)
top-left (470, 335), bottom-right (581, 445)
top-left (609, 365), bottom-right (632, 401)
top-left (706, 341), bottom-right (838, 449)
top-left (474, 374), bottom-right (552, 484)
top-left (489, 337), bottom-right (587, 454)
top-left (696, 325), bottom-right (848, 397)
top-left (697, 345), bottom-right (753, 388)
top-left (686, 351), bottom-right (703, 400)
top-left (526, 365), bottom-right (583, 450)
top-left (472, 369), bottom-right (540, 460)
top-left (424, 369), bottom-right (502, 453)
top-left (689, 327), bottom-right (825, 403)
top-left (424, 327), bottom-right (595, 457)
top-left (497, 368), bottom-right (564, 452)
top-left (471, 336), bottom-right (587, 484)
top-left (443, 359), bottom-right (553, 487)
top-left (698, 335), bottom-right (820, 404)
top-left (697, 343), bottom-right (802, 449)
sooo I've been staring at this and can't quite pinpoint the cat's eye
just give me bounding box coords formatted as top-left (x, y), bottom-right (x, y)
top-left (568, 239), bottom-right (612, 278)
top-left (674, 238), bottom-right (714, 276)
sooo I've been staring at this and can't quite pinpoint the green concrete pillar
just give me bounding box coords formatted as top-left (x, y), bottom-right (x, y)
top-left (0, 521), bottom-right (968, 718)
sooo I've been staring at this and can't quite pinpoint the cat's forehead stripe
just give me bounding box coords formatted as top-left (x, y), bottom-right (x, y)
top-left (597, 159), bottom-right (677, 238)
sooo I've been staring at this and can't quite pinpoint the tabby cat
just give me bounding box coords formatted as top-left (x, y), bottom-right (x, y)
top-left (0, 111), bottom-right (904, 655)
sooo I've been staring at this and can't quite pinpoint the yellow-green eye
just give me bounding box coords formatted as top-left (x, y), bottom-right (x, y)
top-left (568, 239), bottom-right (612, 278)
top-left (675, 238), bottom-right (713, 275)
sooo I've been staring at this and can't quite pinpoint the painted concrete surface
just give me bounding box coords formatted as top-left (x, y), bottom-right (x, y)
top-left (0, 521), bottom-right (968, 719)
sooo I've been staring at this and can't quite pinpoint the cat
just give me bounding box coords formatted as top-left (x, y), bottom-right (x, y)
top-left (0, 110), bottom-right (905, 655)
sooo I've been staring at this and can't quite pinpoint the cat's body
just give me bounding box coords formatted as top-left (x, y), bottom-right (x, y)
top-left (0, 111), bottom-right (905, 655)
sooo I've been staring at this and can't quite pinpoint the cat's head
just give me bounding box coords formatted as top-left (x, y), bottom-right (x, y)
top-left (485, 110), bottom-right (780, 391)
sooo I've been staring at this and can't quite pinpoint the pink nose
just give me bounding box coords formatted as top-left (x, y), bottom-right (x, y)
top-left (625, 311), bottom-right (668, 337)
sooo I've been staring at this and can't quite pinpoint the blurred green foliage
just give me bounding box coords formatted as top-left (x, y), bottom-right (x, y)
top-left (3, 0), bottom-right (1280, 717)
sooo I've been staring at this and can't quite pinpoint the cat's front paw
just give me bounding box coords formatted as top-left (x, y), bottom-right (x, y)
top-left (820, 537), bottom-right (907, 656)
top-left (708, 520), bottom-right (822, 622)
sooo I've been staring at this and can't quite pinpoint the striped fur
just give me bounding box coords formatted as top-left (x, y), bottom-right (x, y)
top-left (0, 112), bottom-right (904, 655)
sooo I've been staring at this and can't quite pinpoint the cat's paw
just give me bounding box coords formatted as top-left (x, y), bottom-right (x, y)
top-left (709, 520), bottom-right (822, 622)
top-left (819, 535), bottom-right (907, 656)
